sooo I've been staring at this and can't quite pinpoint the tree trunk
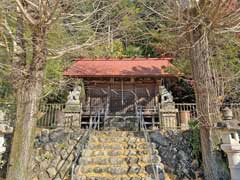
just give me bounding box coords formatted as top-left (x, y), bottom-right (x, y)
top-left (189, 28), bottom-right (225, 180)
top-left (6, 78), bottom-right (43, 180)
top-left (7, 25), bottom-right (47, 180)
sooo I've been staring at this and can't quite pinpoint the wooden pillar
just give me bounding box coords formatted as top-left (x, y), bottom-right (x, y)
top-left (87, 96), bottom-right (91, 113)
top-left (104, 84), bottom-right (110, 129)
top-left (155, 79), bottom-right (162, 105)
top-left (107, 84), bottom-right (110, 113)
top-left (79, 103), bottom-right (83, 127)
top-left (89, 115), bottom-right (92, 129)
top-left (133, 78), bottom-right (138, 113)
top-left (121, 79), bottom-right (124, 106)
top-left (152, 115), bottom-right (155, 130)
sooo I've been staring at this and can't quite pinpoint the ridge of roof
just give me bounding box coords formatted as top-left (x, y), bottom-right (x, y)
top-left (74, 57), bottom-right (172, 61)
top-left (64, 57), bottom-right (179, 78)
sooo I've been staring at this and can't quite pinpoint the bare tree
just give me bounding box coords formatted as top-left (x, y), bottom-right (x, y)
top-left (140, 0), bottom-right (240, 179)
top-left (0, 0), bottom-right (113, 179)
top-left (1, 1), bottom-right (62, 180)
top-left (181, 2), bottom-right (240, 179)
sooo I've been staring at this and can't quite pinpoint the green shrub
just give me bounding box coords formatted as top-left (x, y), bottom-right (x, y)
top-left (188, 120), bottom-right (202, 162)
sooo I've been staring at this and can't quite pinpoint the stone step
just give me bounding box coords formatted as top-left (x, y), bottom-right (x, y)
top-left (79, 155), bottom-right (161, 165)
top-left (81, 148), bottom-right (158, 157)
top-left (93, 131), bottom-right (137, 137)
top-left (89, 136), bottom-right (145, 143)
top-left (73, 174), bottom-right (153, 180)
top-left (76, 164), bottom-right (148, 175)
top-left (87, 142), bottom-right (153, 150)
top-left (73, 131), bottom-right (163, 180)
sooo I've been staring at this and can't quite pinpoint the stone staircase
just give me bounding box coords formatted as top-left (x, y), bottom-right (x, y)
top-left (104, 116), bottom-right (139, 131)
top-left (73, 131), bottom-right (164, 180)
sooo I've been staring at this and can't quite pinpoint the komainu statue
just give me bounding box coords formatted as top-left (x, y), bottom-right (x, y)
top-left (66, 85), bottom-right (81, 105)
top-left (159, 86), bottom-right (173, 104)
top-left (159, 86), bottom-right (178, 129)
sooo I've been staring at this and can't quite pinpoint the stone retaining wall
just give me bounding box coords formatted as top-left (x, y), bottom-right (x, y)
top-left (30, 129), bottom-right (206, 180)
top-left (0, 128), bottom-right (220, 180)
top-left (31, 128), bottom-right (84, 180)
top-left (150, 130), bottom-right (204, 180)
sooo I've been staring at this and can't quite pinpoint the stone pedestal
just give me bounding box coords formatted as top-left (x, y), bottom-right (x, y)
top-left (63, 111), bottom-right (82, 128)
top-left (159, 103), bottom-right (178, 129)
top-left (159, 109), bottom-right (178, 129)
top-left (221, 132), bottom-right (240, 180)
top-left (63, 104), bottom-right (82, 128)
top-left (64, 104), bottom-right (81, 113)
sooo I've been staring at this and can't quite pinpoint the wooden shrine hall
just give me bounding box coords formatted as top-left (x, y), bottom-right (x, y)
top-left (63, 58), bottom-right (181, 130)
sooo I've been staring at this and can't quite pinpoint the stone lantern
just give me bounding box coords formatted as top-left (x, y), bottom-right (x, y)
top-left (215, 107), bottom-right (240, 180)
top-left (0, 124), bottom-right (13, 166)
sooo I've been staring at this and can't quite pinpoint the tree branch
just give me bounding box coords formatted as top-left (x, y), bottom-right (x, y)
top-left (15, 0), bottom-right (37, 25)
top-left (46, 0), bottom-right (61, 24)
top-left (24, 0), bottom-right (38, 9)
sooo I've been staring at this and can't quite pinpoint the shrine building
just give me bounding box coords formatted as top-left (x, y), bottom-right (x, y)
top-left (63, 58), bottom-right (186, 130)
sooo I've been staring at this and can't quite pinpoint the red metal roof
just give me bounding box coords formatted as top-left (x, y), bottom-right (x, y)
top-left (64, 58), bottom-right (180, 78)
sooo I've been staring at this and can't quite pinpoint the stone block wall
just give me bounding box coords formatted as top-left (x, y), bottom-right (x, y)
top-left (31, 128), bottom-right (84, 180)
top-left (31, 129), bottom-right (205, 180)
top-left (150, 130), bottom-right (204, 180)
top-left (0, 128), bottom-right (215, 180)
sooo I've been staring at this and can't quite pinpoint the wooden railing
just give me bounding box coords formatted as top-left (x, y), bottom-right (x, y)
top-left (1, 102), bottom-right (240, 129)
top-left (38, 104), bottom-right (65, 128)
top-left (36, 103), bottom-right (198, 128)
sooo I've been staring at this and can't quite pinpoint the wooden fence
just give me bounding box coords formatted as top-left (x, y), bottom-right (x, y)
top-left (0, 103), bottom-right (240, 129)
top-left (37, 103), bottom-right (199, 128)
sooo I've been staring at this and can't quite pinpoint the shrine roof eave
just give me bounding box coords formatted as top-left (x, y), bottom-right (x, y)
top-left (63, 58), bottom-right (182, 78)
top-left (63, 74), bottom-right (181, 78)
